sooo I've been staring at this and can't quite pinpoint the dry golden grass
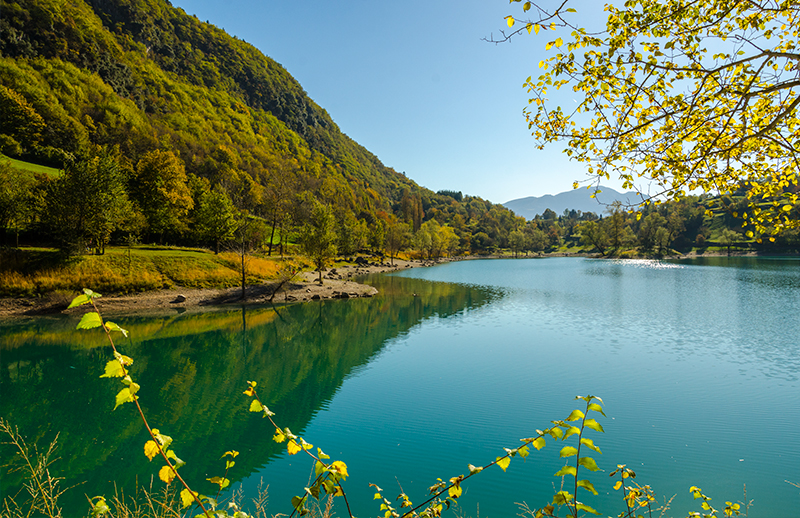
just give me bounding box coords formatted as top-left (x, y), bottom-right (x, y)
top-left (0, 247), bottom-right (292, 296)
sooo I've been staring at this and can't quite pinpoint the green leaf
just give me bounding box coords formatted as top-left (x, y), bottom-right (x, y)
top-left (291, 495), bottom-right (306, 512)
top-left (554, 465), bottom-right (577, 477)
top-left (578, 456), bottom-right (601, 471)
top-left (225, 460), bottom-right (235, 469)
top-left (468, 464), bottom-right (483, 474)
top-left (584, 419), bottom-right (605, 433)
top-left (587, 403), bottom-right (605, 416)
top-left (77, 312), bottom-right (102, 330)
top-left (317, 448), bottom-right (330, 460)
top-left (559, 446), bottom-right (578, 458)
top-left (518, 444), bottom-right (530, 458)
top-left (114, 387), bottom-right (135, 410)
top-left (580, 437), bottom-right (602, 453)
top-left (104, 321), bottom-right (128, 337)
top-left (577, 479), bottom-right (598, 495)
top-left (552, 491), bottom-right (572, 505)
top-left (315, 461), bottom-right (325, 477)
top-left (100, 360), bottom-right (125, 378)
top-left (566, 409), bottom-right (585, 421)
top-left (576, 502), bottom-right (601, 515)
top-left (249, 399), bottom-right (263, 412)
top-left (90, 496), bottom-right (109, 518)
top-left (496, 456), bottom-right (511, 472)
top-left (68, 294), bottom-right (90, 309)
top-left (563, 426), bottom-right (581, 440)
top-left (207, 476), bottom-right (230, 489)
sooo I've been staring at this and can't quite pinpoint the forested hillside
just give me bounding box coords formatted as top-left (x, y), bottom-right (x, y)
top-left (0, 0), bottom-right (521, 254)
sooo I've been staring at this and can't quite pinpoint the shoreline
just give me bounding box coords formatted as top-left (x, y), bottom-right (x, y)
top-left (0, 259), bottom-right (419, 319)
top-left (0, 250), bottom-right (792, 319)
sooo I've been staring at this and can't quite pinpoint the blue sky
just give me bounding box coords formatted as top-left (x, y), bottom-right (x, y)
top-left (172, 0), bottom-right (619, 204)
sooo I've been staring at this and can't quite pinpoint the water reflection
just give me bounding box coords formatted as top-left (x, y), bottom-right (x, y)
top-left (0, 276), bottom-right (496, 515)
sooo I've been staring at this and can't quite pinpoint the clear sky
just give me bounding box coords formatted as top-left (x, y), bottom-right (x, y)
top-left (172, 0), bottom-right (619, 204)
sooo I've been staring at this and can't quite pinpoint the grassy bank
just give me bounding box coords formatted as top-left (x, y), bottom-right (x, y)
top-left (0, 246), bottom-right (294, 297)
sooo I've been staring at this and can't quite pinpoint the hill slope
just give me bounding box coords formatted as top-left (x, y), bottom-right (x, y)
top-left (0, 0), bottom-right (520, 251)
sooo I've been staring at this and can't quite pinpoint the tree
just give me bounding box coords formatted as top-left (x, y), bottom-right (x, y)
top-left (385, 218), bottom-right (410, 265)
top-left (509, 229), bottom-right (526, 257)
top-left (502, 0), bottom-right (800, 237)
top-left (195, 184), bottom-right (239, 254)
top-left (43, 152), bottom-right (136, 254)
top-left (719, 228), bottom-right (741, 256)
top-left (0, 162), bottom-right (36, 247)
top-left (132, 150), bottom-right (194, 241)
top-left (300, 202), bottom-right (337, 284)
top-left (578, 220), bottom-right (608, 256)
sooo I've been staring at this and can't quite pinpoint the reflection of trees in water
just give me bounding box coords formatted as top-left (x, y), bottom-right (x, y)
top-left (0, 275), bottom-right (494, 515)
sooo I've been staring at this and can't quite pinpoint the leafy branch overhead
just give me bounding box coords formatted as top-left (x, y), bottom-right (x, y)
top-left (502, 0), bottom-right (799, 237)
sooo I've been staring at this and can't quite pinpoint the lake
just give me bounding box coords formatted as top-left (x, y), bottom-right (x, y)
top-left (1, 257), bottom-right (799, 517)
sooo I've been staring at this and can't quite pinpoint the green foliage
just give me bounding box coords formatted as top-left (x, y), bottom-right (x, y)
top-left (300, 202), bottom-right (337, 284)
top-left (42, 152), bottom-right (138, 254)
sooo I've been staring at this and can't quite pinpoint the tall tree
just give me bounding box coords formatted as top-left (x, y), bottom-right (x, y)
top-left (300, 202), bottom-right (338, 284)
top-left (133, 149), bottom-right (194, 241)
top-left (503, 0), bottom-right (800, 237)
top-left (0, 162), bottom-right (35, 246)
top-left (195, 184), bottom-right (239, 254)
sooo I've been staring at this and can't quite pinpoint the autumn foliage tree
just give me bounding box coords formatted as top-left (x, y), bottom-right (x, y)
top-left (502, 0), bottom-right (800, 238)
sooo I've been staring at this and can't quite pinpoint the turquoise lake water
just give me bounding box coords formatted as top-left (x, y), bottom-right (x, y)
top-left (1, 257), bottom-right (799, 517)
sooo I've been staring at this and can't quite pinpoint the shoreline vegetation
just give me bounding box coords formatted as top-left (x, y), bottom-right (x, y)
top-left (0, 246), bottom-right (788, 319)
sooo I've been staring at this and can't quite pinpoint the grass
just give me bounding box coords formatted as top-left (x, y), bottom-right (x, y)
top-left (0, 246), bottom-right (294, 297)
top-left (0, 154), bottom-right (62, 178)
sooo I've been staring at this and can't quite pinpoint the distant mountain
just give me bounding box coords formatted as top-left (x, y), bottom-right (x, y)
top-left (503, 186), bottom-right (644, 220)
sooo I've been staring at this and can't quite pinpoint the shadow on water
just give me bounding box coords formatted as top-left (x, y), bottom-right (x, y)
top-left (0, 274), bottom-right (497, 515)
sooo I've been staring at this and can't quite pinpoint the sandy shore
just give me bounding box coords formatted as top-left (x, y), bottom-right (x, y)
top-left (0, 259), bottom-right (421, 319)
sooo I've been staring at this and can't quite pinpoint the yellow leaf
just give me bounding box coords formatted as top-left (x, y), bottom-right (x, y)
top-left (506, 16), bottom-right (514, 28)
top-left (287, 440), bottom-right (301, 455)
top-left (144, 440), bottom-right (159, 461)
top-left (555, 37), bottom-right (563, 47)
top-left (496, 456), bottom-right (511, 472)
top-left (180, 489), bottom-right (195, 508)
top-left (158, 465), bottom-right (176, 484)
top-left (249, 399), bottom-right (263, 412)
top-left (545, 41), bottom-right (554, 50)
top-left (532, 437), bottom-right (546, 450)
top-left (534, 23), bottom-right (540, 34)
top-left (448, 483), bottom-right (462, 499)
top-left (614, 481), bottom-right (622, 490)
top-left (539, 60), bottom-right (545, 68)
top-left (331, 460), bottom-right (349, 479)
top-left (526, 23), bottom-right (533, 34)
top-left (273, 428), bottom-right (286, 443)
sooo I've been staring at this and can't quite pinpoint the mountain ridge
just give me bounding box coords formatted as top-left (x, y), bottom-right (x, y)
top-left (503, 186), bottom-right (645, 220)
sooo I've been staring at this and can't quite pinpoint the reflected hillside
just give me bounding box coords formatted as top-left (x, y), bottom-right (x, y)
top-left (0, 275), bottom-right (497, 515)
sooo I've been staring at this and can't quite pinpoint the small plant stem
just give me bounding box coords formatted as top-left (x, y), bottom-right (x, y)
top-left (249, 387), bottom-right (354, 518)
top-left (571, 409), bottom-right (589, 518)
top-left (1, 420), bottom-right (57, 518)
top-left (91, 301), bottom-right (211, 518)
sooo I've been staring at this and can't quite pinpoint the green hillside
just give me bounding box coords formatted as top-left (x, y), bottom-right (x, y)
top-left (0, 0), bottom-right (522, 257)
